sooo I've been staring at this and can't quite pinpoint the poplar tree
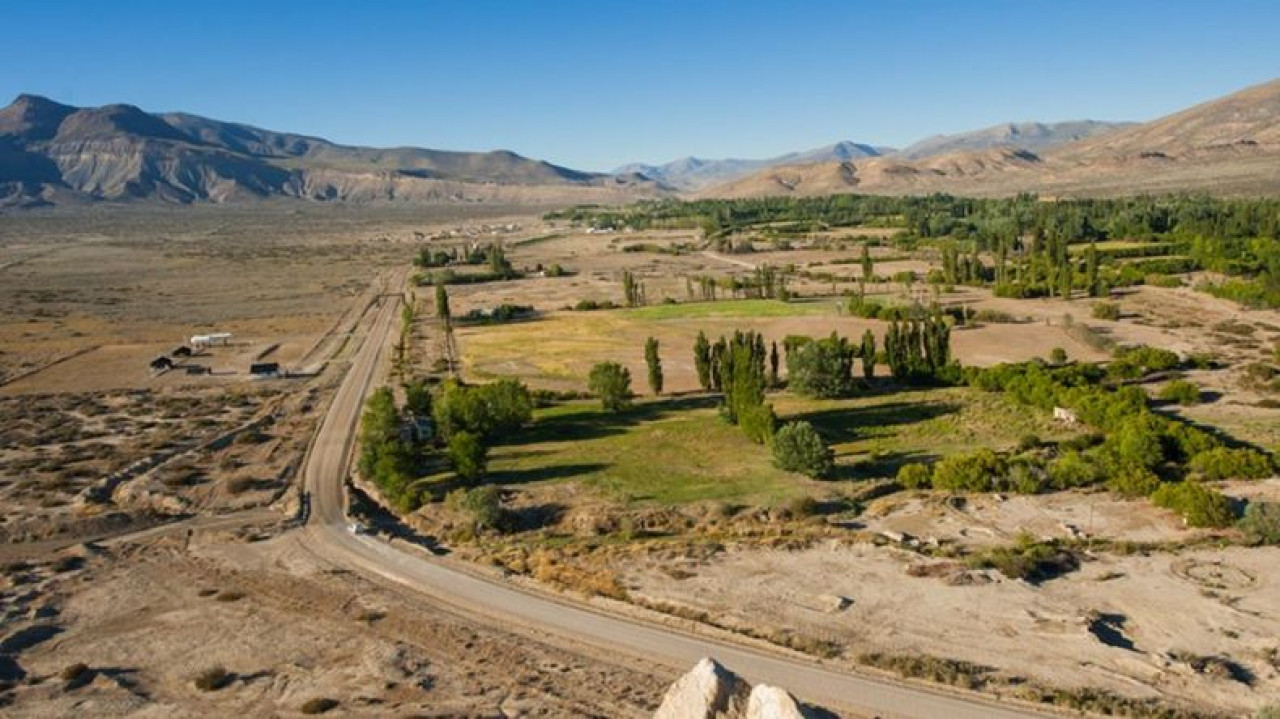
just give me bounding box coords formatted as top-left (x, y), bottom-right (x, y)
top-left (644, 337), bottom-right (663, 395)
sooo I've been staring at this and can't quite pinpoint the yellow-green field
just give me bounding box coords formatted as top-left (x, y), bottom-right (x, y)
top-left (455, 299), bottom-right (847, 390)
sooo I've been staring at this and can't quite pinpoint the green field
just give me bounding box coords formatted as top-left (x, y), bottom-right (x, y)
top-left (485, 396), bottom-right (810, 506)
top-left (472, 386), bottom-right (1083, 506)
top-left (773, 386), bottom-right (1084, 479)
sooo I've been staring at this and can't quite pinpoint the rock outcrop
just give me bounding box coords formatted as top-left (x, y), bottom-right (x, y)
top-left (653, 658), bottom-right (827, 719)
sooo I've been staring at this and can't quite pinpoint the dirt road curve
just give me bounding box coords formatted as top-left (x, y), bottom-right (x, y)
top-left (299, 277), bottom-right (1052, 719)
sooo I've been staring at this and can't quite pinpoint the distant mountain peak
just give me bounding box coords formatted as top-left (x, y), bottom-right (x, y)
top-left (615, 140), bottom-right (885, 190)
top-left (898, 120), bottom-right (1134, 160)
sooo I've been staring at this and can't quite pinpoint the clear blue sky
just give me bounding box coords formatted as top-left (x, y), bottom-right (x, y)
top-left (5, 0), bottom-right (1277, 171)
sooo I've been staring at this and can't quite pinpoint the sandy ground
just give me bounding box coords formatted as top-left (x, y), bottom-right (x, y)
top-left (624, 535), bottom-right (1280, 714)
top-left (0, 529), bottom-right (667, 717)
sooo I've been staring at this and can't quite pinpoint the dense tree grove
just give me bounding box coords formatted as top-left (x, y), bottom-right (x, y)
top-left (358, 387), bottom-right (420, 510)
top-left (432, 378), bottom-right (533, 441)
top-left (621, 270), bottom-right (647, 307)
top-left (883, 314), bottom-right (952, 382)
top-left (550, 194), bottom-right (1280, 308)
top-left (786, 332), bottom-right (858, 399)
top-left (716, 330), bottom-right (776, 443)
top-left (957, 358), bottom-right (1276, 526)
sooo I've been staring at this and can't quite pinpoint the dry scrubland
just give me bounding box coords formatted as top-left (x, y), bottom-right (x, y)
top-left (0, 206), bottom-right (677, 717)
top-left (3, 207), bottom-right (1280, 717)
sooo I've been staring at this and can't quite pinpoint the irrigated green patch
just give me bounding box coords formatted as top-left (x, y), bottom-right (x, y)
top-left (773, 386), bottom-right (1084, 479)
top-left (486, 396), bottom-right (810, 506)
top-left (623, 298), bottom-right (835, 321)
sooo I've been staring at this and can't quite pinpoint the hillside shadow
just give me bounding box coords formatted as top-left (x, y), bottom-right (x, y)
top-left (505, 502), bottom-right (568, 532)
top-left (831, 449), bottom-right (939, 481)
top-left (486, 462), bottom-right (608, 486)
top-left (793, 401), bottom-right (960, 445)
top-left (498, 394), bottom-right (719, 447)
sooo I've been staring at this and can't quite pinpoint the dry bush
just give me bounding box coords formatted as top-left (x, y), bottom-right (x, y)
top-left (193, 665), bottom-right (230, 691)
top-left (301, 698), bottom-right (339, 714)
top-left (59, 663), bottom-right (89, 681)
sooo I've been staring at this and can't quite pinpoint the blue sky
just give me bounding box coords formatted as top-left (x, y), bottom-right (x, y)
top-left (5, 1), bottom-right (1277, 170)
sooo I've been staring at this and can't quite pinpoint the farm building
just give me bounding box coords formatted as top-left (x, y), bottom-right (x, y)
top-left (1053, 407), bottom-right (1080, 425)
top-left (249, 362), bottom-right (280, 377)
top-left (190, 332), bottom-right (233, 347)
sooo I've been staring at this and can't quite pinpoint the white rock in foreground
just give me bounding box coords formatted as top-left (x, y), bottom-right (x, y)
top-left (653, 657), bottom-right (750, 719)
top-left (746, 684), bottom-right (811, 719)
top-left (654, 658), bottom-right (825, 719)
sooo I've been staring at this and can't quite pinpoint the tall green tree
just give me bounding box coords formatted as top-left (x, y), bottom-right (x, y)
top-left (769, 341), bottom-right (780, 387)
top-left (644, 336), bottom-right (663, 395)
top-left (1085, 240), bottom-right (1100, 297)
top-left (693, 331), bottom-right (712, 390)
top-left (435, 283), bottom-right (451, 322)
top-left (860, 329), bottom-right (877, 379)
top-left (861, 243), bottom-right (873, 282)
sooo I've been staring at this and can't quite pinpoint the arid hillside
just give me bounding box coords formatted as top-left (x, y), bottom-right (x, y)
top-left (0, 95), bottom-right (664, 209)
top-left (703, 79), bottom-right (1280, 199)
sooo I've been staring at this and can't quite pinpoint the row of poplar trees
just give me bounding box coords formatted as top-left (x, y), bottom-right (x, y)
top-left (692, 330), bottom-right (776, 444)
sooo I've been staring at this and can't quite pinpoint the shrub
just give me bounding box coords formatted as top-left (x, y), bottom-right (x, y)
top-left (966, 534), bottom-right (1078, 583)
top-left (1103, 414), bottom-right (1165, 470)
top-left (772, 421), bottom-right (833, 478)
top-left (1151, 481), bottom-right (1234, 528)
top-left (1049, 347), bottom-right (1068, 365)
top-left (193, 665), bottom-right (231, 691)
top-left (1091, 301), bottom-right (1120, 320)
top-left (301, 698), bottom-right (339, 715)
top-left (588, 362), bottom-right (632, 412)
top-left (1048, 451), bottom-right (1100, 490)
top-left (897, 463), bottom-right (932, 489)
top-left (1238, 503), bottom-right (1280, 545)
top-left (1110, 345), bottom-right (1180, 378)
top-left (1158, 379), bottom-right (1201, 405)
top-left (447, 431), bottom-right (488, 481)
top-left (931, 449), bottom-right (1007, 492)
top-left (445, 485), bottom-right (503, 530)
top-left (1188, 447), bottom-right (1274, 480)
top-left (1106, 466), bottom-right (1162, 498)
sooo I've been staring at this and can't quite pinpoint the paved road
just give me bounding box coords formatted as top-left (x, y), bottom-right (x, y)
top-left (299, 276), bottom-right (1053, 719)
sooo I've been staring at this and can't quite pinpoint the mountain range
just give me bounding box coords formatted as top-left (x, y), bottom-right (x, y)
top-left (1, 78), bottom-right (1277, 208)
top-left (614, 141), bottom-right (887, 191)
top-left (704, 79), bottom-right (1280, 199)
top-left (615, 121), bottom-right (1132, 190)
top-left (0, 95), bottom-right (659, 208)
